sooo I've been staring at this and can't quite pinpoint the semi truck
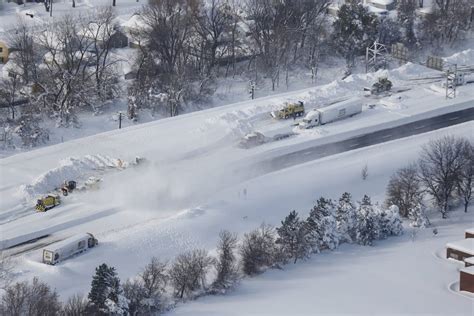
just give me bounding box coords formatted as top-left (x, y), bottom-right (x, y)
top-left (42, 233), bottom-right (98, 265)
top-left (298, 97), bottom-right (363, 129)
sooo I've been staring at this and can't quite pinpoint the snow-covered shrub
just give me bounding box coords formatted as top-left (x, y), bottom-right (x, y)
top-left (276, 211), bottom-right (312, 264)
top-left (240, 224), bottom-right (278, 276)
top-left (306, 197), bottom-right (339, 251)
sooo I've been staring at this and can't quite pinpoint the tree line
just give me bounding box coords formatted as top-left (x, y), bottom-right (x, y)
top-left (386, 135), bottom-right (473, 220)
top-left (1, 0), bottom-right (472, 148)
top-left (0, 191), bottom-right (403, 315)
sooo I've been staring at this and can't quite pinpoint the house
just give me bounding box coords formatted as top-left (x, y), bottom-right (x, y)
top-left (0, 40), bottom-right (9, 64)
top-left (120, 14), bottom-right (150, 48)
top-left (368, 0), bottom-right (396, 11)
top-left (446, 239), bottom-right (474, 262)
top-left (465, 228), bottom-right (474, 239)
top-left (78, 23), bottom-right (128, 49)
top-left (460, 266), bottom-right (474, 293)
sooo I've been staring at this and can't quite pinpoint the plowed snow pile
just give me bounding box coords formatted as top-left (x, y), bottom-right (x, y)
top-left (18, 155), bottom-right (126, 200)
top-left (444, 49), bottom-right (474, 65)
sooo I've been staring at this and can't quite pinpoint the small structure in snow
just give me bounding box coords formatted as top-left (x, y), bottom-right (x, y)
top-left (460, 266), bottom-right (474, 293)
top-left (465, 228), bottom-right (474, 239)
top-left (464, 256), bottom-right (474, 268)
top-left (42, 233), bottom-right (98, 265)
top-left (446, 239), bottom-right (474, 262)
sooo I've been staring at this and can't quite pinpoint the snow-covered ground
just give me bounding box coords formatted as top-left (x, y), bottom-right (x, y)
top-left (1, 2), bottom-right (474, 312)
top-left (171, 208), bottom-right (474, 315)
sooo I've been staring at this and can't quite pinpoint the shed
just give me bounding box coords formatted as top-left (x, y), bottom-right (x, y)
top-left (446, 239), bottom-right (474, 262)
top-left (465, 228), bottom-right (474, 239)
top-left (460, 266), bottom-right (474, 293)
top-left (0, 40), bottom-right (9, 64)
top-left (464, 256), bottom-right (474, 267)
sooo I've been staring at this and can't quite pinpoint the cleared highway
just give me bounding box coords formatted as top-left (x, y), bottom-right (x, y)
top-left (255, 106), bottom-right (474, 174)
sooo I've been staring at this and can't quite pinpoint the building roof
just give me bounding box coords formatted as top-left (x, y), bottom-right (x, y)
top-left (461, 266), bottom-right (474, 276)
top-left (447, 239), bottom-right (474, 256)
top-left (465, 227), bottom-right (474, 235)
top-left (370, 0), bottom-right (394, 5)
top-left (464, 257), bottom-right (474, 265)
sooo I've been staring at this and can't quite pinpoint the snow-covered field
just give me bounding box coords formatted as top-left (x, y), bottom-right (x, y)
top-left (171, 208), bottom-right (474, 315)
top-left (1, 2), bottom-right (474, 313)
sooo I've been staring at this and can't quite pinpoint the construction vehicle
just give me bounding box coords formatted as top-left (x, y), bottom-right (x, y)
top-left (35, 195), bottom-right (61, 212)
top-left (368, 77), bottom-right (392, 95)
top-left (60, 180), bottom-right (77, 196)
top-left (270, 101), bottom-right (305, 119)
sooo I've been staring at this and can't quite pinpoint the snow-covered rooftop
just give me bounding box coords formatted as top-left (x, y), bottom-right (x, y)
top-left (461, 266), bottom-right (474, 276)
top-left (370, 0), bottom-right (394, 5)
top-left (465, 227), bottom-right (474, 235)
top-left (464, 257), bottom-right (474, 265)
top-left (446, 239), bottom-right (474, 256)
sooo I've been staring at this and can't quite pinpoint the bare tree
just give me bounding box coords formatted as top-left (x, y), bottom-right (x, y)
top-left (239, 223), bottom-right (277, 276)
top-left (418, 136), bottom-right (470, 218)
top-left (7, 18), bottom-right (40, 84)
top-left (386, 164), bottom-right (423, 218)
top-left (457, 142), bottom-right (474, 212)
top-left (169, 249), bottom-right (214, 299)
top-left (62, 294), bottom-right (88, 316)
top-left (0, 251), bottom-right (14, 290)
top-left (421, 0), bottom-right (472, 47)
top-left (0, 277), bottom-right (61, 316)
top-left (212, 230), bottom-right (239, 291)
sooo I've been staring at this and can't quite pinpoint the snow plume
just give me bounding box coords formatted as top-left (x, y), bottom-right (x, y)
top-left (444, 49), bottom-right (474, 66)
top-left (18, 155), bottom-right (127, 200)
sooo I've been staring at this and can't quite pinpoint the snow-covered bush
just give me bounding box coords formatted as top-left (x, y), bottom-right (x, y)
top-left (240, 224), bottom-right (278, 276)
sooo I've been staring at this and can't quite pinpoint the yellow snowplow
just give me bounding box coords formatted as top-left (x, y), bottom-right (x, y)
top-left (271, 101), bottom-right (305, 119)
top-left (35, 195), bottom-right (61, 212)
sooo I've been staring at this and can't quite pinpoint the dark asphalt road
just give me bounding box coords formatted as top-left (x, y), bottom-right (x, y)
top-left (255, 106), bottom-right (474, 174)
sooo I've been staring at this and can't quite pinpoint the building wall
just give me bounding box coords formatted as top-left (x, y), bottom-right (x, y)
top-left (0, 41), bottom-right (8, 64)
top-left (446, 248), bottom-right (473, 262)
top-left (465, 232), bottom-right (474, 239)
top-left (460, 271), bottom-right (474, 293)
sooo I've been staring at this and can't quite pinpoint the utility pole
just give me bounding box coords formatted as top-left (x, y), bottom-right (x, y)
top-left (445, 64), bottom-right (457, 100)
top-left (249, 81), bottom-right (255, 100)
top-left (118, 112), bottom-right (123, 129)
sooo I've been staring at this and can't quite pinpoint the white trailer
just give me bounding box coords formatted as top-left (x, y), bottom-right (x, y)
top-left (298, 97), bottom-right (363, 129)
top-left (42, 233), bottom-right (98, 265)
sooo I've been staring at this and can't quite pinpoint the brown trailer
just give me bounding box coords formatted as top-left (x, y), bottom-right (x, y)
top-left (465, 228), bottom-right (474, 239)
top-left (460, 267), bottom-right (474, 293)
top-left (446, 239), bottom-right (474, 262)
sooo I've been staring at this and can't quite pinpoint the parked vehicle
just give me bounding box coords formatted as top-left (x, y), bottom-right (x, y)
top-left (61, 180), bottom-right (77, 196)
top-left (35, 194), bottom-right (61, 212)
top-left (42, 233), bottom-right (98, 265)
top-left (299, 97), bottom-right (363, 129)
top-left (271, 101), bottom-right (305, 119)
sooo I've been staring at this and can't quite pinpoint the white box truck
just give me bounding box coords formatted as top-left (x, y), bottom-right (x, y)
top-left (42, 233), bottom-right (98, 265)
top-left (298, 97), bottom-right (363, 129)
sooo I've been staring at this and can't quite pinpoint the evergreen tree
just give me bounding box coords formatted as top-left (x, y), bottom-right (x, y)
top-left (336, 192), bottom-right (357, 243)
top-left (356, 195), bottom-right (377, 246)
top-left (376, 205), bottom-right (391, 240)
top-left (409, 203), bottom-right (430, 228)
top-left (397, 0), bottom-right (418, 46)
top-left (307, 198), bottom-right (339, 251)
top-left (276, 211), bottom-right (311, 264)
top-left (88, 263), bottom-right (128, 315)
top-left (388, 205), bottom-right (404, 236)
top-left (332, 0), bottom-right (378, 72)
